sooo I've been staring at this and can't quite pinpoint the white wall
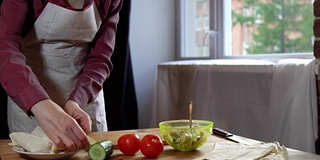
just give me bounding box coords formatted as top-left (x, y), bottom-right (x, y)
top-left (130, 0), bottom-right (176, 128)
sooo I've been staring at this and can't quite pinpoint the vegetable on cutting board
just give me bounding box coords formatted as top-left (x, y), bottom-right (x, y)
top-left (88, 140), bottom-right (114, 160)
top-left (117, 134), bottom-right (141, 155)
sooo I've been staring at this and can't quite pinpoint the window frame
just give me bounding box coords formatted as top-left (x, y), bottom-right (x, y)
top-left (176, 0), bottom-right (314, 61)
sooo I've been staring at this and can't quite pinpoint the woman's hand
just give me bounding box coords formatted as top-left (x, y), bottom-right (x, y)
top-left (64, 100), bottom-right (92, 134)
top-left (31, 99), bottom-right (90, 151)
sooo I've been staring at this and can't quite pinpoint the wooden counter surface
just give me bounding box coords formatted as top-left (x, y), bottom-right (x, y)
top-left (0, 128), bottom-right (320, 160)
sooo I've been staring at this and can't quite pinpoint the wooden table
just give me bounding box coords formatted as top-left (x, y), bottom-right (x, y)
top-left (1, 128), bottom-right (320, 159)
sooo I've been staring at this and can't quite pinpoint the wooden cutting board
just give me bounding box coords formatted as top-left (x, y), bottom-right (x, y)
top-left (78, 128), bottom-right (225, 160)
top-left (1, 128), bottom-right (320, 160)
top-left (0, 128), bottom-right (226, 160)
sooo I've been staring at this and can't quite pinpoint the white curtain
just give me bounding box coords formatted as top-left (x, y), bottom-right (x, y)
top-left (267, 59), bottom-right (317, 153)
top-left (150, 59), bottom-right (318, 153)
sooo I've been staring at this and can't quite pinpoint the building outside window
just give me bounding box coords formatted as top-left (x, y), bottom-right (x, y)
top-left (178, 0), bottom-right (314, 60)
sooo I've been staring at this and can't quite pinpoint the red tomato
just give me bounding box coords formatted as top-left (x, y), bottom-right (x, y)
top-left (117, 134), bottom-right (141, 155)
top-left (140, 134), bottom-right (164, 158)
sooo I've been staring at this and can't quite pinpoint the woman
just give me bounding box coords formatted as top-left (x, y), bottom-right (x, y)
top-left (0, 0), bottom-right (122, 150)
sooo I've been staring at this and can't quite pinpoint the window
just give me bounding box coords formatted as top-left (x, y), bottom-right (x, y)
top-left (177, 0), bottom-right (314, 60)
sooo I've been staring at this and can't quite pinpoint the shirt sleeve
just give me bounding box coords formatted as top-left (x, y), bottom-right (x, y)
top-left (68, 0), bottom-right (123, 108)
top-left (0, 0), bottom-right (50, 114)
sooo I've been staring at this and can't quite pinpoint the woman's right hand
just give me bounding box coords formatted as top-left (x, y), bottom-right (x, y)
top-left (64, 100), bottom-right (92, 135)
top-left (30, 99), bottom-right (90, 151)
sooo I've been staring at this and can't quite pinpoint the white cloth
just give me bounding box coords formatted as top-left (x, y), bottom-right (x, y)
top-left (9, 126), bottom-right (60, 153)
top-left (8, 0), bottom-right (107, 133)
top-left (267, 59), bottom-right (318, 153)
top-left (9, 126), bottom-right (96, 153)
top-left (195, 142), bottom-right (288, 160)
top-left (150, 59), bottom-right (317, 153)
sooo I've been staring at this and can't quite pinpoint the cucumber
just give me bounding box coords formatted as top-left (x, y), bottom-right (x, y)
top-left (88, 140), bottom-right (114, 160)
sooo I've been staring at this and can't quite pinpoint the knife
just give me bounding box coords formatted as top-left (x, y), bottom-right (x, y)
top-left (212, 128), bottom-right (252, 146)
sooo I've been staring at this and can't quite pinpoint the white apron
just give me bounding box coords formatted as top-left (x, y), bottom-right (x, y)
top-left (8, 0), bottom-right (108, 133)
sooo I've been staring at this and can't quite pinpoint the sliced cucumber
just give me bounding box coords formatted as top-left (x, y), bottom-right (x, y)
top-left (88, 140), bottom-right (114, 160)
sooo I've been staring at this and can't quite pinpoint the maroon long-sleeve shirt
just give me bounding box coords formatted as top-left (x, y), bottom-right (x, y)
top-left (0, 0), bottom-right (122, 114)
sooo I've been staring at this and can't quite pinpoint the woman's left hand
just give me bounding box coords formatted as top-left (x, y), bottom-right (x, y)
top-left (64, 100), bottom-right (92, 134)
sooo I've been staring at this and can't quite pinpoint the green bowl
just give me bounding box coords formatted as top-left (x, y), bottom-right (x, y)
top-left (159, 119), bottom-right (214, 151)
